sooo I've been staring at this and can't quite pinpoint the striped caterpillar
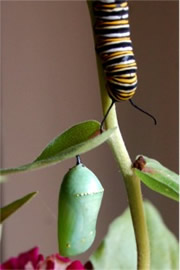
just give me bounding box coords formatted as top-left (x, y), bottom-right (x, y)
top-left (93, 0), bottom-right (157, 128)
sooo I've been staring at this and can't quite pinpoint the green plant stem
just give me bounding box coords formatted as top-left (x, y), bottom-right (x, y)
top-left (87, 2), bottom-right (150, 269)
top-left (97, 59), bottom-right (150, 270)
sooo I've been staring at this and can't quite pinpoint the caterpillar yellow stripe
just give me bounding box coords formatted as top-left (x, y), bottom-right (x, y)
top-left (93, 0), bottom-right (137, 102)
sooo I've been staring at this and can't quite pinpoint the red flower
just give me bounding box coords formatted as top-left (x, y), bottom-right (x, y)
top-left (37, 254), bottom-right (85, 270)
top-left (0, 247), bottom-right (86, 270)
top-left (0, 247), bottom-right (43, 270)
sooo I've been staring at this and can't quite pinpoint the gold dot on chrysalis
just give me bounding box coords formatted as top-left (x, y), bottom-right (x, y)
top-left (66, 243), bottom-right (71, 248)
top-left (81, 238), bottom-right (86, 243)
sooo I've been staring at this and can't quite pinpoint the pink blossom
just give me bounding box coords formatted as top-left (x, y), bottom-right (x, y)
top-left (0, 247), bottom-right (87, 270)
top-left (0, 247), bottom-right (44, 270)
top-left (37, 254), bottom-right (85, 270)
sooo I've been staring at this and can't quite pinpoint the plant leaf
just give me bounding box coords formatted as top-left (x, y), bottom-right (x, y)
top-left (134, 155), bottom-right (179, 201)
top-left (90, 201), bottom-right (179, 270)
top-left (0, 120), bottom-right (116, 175)
top-left (0, 192), bottom-right (38, 223)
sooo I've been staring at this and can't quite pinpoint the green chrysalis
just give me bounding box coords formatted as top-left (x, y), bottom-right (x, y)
top-left (58, 161), bottom-right (104, 257)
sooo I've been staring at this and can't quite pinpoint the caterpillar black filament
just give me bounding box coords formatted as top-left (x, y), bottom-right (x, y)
top-left (92, 0), bottom-right (157, 128)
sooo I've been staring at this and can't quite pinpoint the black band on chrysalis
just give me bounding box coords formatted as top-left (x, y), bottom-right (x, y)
top-left (76, 155), bottom-right (82, 165)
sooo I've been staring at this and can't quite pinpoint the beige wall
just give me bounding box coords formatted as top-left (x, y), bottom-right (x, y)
top-left (1, 0), bottom-right (178, 263)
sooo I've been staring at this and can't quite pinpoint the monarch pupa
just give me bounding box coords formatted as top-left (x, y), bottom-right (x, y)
top-left (58, 162), bottom-right (104, 257)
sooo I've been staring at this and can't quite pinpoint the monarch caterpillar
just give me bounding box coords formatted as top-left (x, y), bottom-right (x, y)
top-left (58, 156), bottom-right (104, 256)
top-left (92, 0), bottom-right (157, 129)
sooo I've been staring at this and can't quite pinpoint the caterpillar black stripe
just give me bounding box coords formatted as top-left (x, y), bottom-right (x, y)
top-left (92, 0), bottom-right (157, 128)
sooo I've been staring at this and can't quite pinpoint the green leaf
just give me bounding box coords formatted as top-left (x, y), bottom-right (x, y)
top-left (90, 201), bottom-right (179, 270)
top-left (0, 120), bottom-right (116, 175)
top-left (0, 192), bottom-right (38, 223)
top-left (145, 202), bottom-right (179, 270)
top-left (134, 155), bottom-right (179, 201)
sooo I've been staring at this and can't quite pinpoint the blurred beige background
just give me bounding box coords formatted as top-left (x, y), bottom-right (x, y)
top-left (1, 0), bottom-right (178, 264)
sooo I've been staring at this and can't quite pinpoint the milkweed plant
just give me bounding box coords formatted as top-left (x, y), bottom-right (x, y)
top-left (0, 1), bottom-right (179, 270)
